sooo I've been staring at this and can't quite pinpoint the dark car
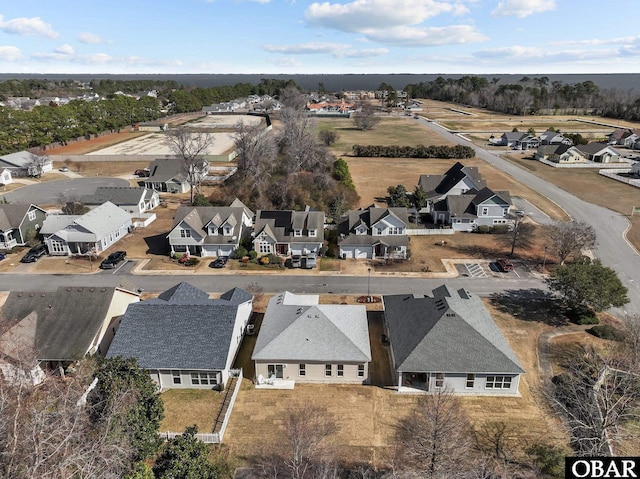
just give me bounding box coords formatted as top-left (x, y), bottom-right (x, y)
top-left (99, 251), bottom-right (127, 269)
top-left (20, 244), bottom-right (48, 263)
top-left (134, 168), bottom-right (150, 177)
top-left (209, 257), bottom-right (229, 268)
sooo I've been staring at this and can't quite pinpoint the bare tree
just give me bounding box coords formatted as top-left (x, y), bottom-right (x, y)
top-left (234, 120), bottom-right (277, 189)
top-left (252, 399), bottom-right (338, 479)
top-left (548, 221), bottom-right (597, 265)
top-left (26, 153), bottom-right (48, 178)
top-left (352, 102), bottom-right (380, 131)
top-left (164, 125), bottom-right (213, 205)
top-left (394, 387), bottom-right (473, 478)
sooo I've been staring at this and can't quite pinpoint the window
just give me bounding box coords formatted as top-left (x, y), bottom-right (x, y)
top-left (355, 226), bottom-right (367, 235)
top-left (223, 225), bottom-right (232, 236)
top-left (325, 364), bottom-right (332, 377)
top-left (28, 210), bottom-right (36, 221)
top-left (190, 372), bottom-right (218, 386)
top-left (434, 373), bottom-right (444, 388)
top-left (259, 242), bottom-right (271, 254)
top-left (308, 229), bottom-right (317, 237)
top-left (294, 229), bottom-right (302, 237)
top-left (466, 374), bottom-right (475, 388)
top-left (180, 229), bottom-right (191, 238)
top-left (375, 227), bottom-right (384, 235)
top-left (503, 207), bottom-right (509, 216)
top-left (50, 240), bottom-right (66, 253)
top-left (337, 364), bottom-right (344, 377)
top-left (299, 364), bottom-right (306, 376)
top-left (481, 207), bottom-right (489, 216)
top-left (486, 376), bottom-right (512, 389)
top-left (358, 364), bottom-right (365, 378)
top-left (389, 226), bottom-right (404, 235)
top-left (172, 371), bottom-right (181, 385)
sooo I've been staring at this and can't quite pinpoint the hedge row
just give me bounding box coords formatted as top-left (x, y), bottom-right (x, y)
top-left (352, 144), bottom-right (475, 159)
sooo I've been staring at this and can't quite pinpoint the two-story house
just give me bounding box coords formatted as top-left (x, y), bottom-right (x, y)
top-left (0, 204), bottom-right (47, 250)
top-left (167, 199), bottom-right (254, 257)
top-left (432, 187), bottom-right (512, 232)
top-left (252, 209), bottom-right (324, 257)
top-left (337, 205), bottom-right (409, 259)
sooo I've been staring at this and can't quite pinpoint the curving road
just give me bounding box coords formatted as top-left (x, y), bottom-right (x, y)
top-left (420, 119), bottom-right (640, 316)
top-left (1, 178), bottom-right (130, 204)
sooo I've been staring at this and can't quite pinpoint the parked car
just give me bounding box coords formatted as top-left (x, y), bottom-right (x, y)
top-left (209, 257), bottom-right (229, 269)
top-left (496, 258), bottom-right (514, 272)
top-left (135, 168), bottom-right (150, 177)
top-left (99, 251), bottom-right (127, 269)
top-left (59, 166), bottom-right (69, 172)
top-left (0, 253), bottom-right (6, 261)
top-left (290, 255), bottom-right (302, 268)
top-left (304, 252), bottom-right (317, 269)
top-left (20, 244), bottom-right (48, 263)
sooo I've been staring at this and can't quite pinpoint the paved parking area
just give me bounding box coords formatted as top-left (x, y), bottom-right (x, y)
top-left (454, 260), bottom-right (535, 279)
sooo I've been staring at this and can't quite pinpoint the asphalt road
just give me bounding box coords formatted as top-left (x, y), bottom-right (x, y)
top-left (421, 119), bottom-right (640, 316)
top-left (1, 178), bottom-right (129, 204)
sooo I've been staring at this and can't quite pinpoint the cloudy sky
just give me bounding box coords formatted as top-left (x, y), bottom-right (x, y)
top-left (0, 0), bottom-right (638, 75)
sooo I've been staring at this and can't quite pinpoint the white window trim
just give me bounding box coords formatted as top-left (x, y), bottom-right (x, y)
top-left (325, 364), bottom-right (332, 377)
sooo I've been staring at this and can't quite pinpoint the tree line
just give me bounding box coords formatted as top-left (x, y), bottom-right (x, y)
top-left (352, 144), bottom-right (475, 159)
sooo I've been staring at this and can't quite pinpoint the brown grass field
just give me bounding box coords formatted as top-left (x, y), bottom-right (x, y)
top-left (160, 389), bottom-right (224, 433)
top-left (45, 131), bottom-right (148, 155)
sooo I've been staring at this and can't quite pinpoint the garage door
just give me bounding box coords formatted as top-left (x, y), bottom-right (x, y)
top-left (340, 248), bottom-right (354, 259)
top-left (355, 248), bottom-right (368, 259)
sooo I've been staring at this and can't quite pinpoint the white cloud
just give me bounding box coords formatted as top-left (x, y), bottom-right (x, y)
top-left (474, 45), bottom-right (615, 63)
top-left (0, 15), bottom-right (58, 38)
top-left (305, 0), bottom-right (461, 32)
top-left (268, 57), bottom-right (302, 67)
top-left (54, 44), bottom-right (75, 55)
top-left (364, 24), bottom-right (487, 46)
top-left (78, 32), bottom-right (107, 44)
top-left (491, 0), bottom-right (555, 18)
top-left (0, 45), bottom-right (23, 61)
top-left (264, 41), bottom-right (388, 58)
top-left (33, 50), bottom-right (114, 64)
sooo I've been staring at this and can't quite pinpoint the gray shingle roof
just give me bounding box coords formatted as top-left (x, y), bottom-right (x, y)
top-left (0, 204), bottom-right (38, 230)
top-left (170, 203), bottom-right (254, 244)
top-left (0, 286), bottom-right (129, 361)
top-left (337, 206), bottom-right (409, 247)
top-left (81, 187), bottom-right (149, 206)
top-left (147, 158), bottom-right (187, 183)
top-left (252, 292), bottom-right (371, 363)
top-left (106, 283), bottom-right (253, 370)
top-left (254, 210), bottom-right (325, 244)
top-left (418, 162), bottom-right (487, 199)
top-left (383, 286), bottom-right (524, 374)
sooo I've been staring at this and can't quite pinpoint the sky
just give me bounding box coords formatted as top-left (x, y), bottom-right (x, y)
top-left (0, 0), bottom-right (638, 75)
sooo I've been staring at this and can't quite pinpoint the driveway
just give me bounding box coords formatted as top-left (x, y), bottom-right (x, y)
top-left (511, 196), bottom-right (555, 226)
top-left (1, 178), bottom-right (130, 205)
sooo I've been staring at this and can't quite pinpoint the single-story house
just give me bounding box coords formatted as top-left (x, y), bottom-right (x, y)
top-left (0, 204), bottom-right (47, 250)
top-left (143, 158), bottom-right (190, 193)
top-left (573, 142), bottom-right (622, 163)
top-left (538, 130), bottom-right (572, 146)
top-left (432, 187), bottom-right (513, 231)
top-left (167, 199), bottom-right (254, 257)
top-left (534, 144), bottom-right (584, 163)
top-left (107, 282), bottom-right (253, 390)
top-left (81, 186), bottom-right (160, 216)
top-left (0, 286), bottom-right (140, 385)
top-left (0, 168), bottom-right (12, 185)
top-left (253, 209), bottom-right (324, 257)
top-left (40, 201), bottom-right (132, 256)
top-left (383, 285), bottom-right (524, 395)
top-left (252, 291), bottom-right (371, 385)
top-left (490, 132), bottom-right (539, 149)
top-left (337, 205), bottom-right (409, 259)
top-left (0, 151), bottom-right (53, 177)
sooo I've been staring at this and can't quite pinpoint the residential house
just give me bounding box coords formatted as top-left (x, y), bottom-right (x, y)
top-left (383, 285), bottom-right (524, 395)
top-left (337, 205), bottom-right (409, 259)
top-left (167, 199), bottom-right (254, 257)
top-left (534, 144), bottom-right (584, 163)
top-left (0, 204), bottom-right (47, 250)
top-left (143, 158), bottom-right (190, 193)
top-left (418, 162), bottom-right (487, 206)
top-left (107, 283), bottom-right (253, 390)
top-left (81, 186), bottom-right (160, 216)
top-left (608, 128), bottom-right (640, 148)
top-left (40, 201), bottom-right (132, 256)
top-left (574, 142), bottom-right (621, 163)
top-left (432, 187), bottom-right (512, 231)
top-left (538, 130), bottom-right (572, 146)
top-left (252, 291), bottom-right (371, 385)
top-left (490, 132), bottom-right (539, 149)
top-left (0, 168), bottom-right (12, 185)
top-left (307, 100), bottom-right (355, 116)
top-left (0, 151), bottom-right (53, 177)
top-left (252, 209), bottom-right (324, 257)
top-left (0, 286), bottom-right (140, 384)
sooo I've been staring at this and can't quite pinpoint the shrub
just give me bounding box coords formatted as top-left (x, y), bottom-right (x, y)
top-left (241, 256), bottom-right (250, 263)
top-left (184, 257), bottom-right (199, 267)
top-left (234, 246), bottom-right (248, 259)
top-left (266, 253), bottom-right (282, 265)
top-left (259, 256), bottom-right (270, 265)
top-left (492, 224), bottom-right (509, 234)
top-left (566, 305), bottom-right (599, 325)
top-left (586, 324), bottom-right (625, 341)
top-left (248, 250), bottom-right (258, 260)
top-left (476, 225), bottom-right (490, 234)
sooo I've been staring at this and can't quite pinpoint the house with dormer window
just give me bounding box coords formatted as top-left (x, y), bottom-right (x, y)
top-left (252, 209), bottom-right (324, 257)
top-left (432, 187), bottom-right (513, 232)
top-left (167, 199), bottom-right (253, 257)
top-left (337, 205), bottom-right (409, 259)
